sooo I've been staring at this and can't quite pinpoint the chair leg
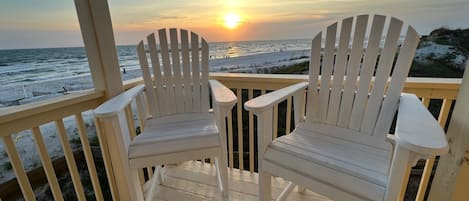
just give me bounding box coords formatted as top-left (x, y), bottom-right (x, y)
top-left (155, 165), bottom-right (164, 184)
top-left (145, 171), bottom-right (158, 201)
top-left (297, 185), bottom-right (306, 193)
top-left (385, 145), bottom-right (413, 201)
top-left (130, 168), bottom-right (145, 201)
top-left (258, 170), bottom-right (272, 201)
top-left (215, 154), bottom-right (229, 198)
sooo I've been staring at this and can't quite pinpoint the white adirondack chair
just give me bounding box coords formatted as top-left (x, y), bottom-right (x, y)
top-left (245, 15), bottom-right (449, 201)
top-left (93, 28), bottom-right (236, 201)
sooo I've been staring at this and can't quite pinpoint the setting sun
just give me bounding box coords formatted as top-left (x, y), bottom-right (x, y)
top-left (224, 12), bottom-right (241, 29)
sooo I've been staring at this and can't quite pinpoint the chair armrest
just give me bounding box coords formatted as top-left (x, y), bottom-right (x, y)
top-left (244, 82), bottom-right (308, 114)
top-left (209, 80), bottom-right (237, 109)
top-left (93, 84), bottom-right (145, 118)
top-left (395, 93), bottom-right (449, 156)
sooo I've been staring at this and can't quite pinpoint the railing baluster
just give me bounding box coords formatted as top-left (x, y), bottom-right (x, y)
top-left (437, 98), bottom-right (452, 130)
top-left (236, 88), bottom-right (244, 170)
top-left (421, 97), bottom-right (430, 107)
top-left (248, 89), bottom-right (254, 173)
top-left (75, 114), bottom-right (104, 201)
top-left (286, 97), bottom-right (292, 134)
top-left (135, 93), bottom-right (147, 131)
top-left (415, 98), bottom-right (453, 201)
top-left (227, 109), bottom-right (234, 168)
top-left (3, 135), bottom-right (36, 201)
top-left (273, 104), bottom-right (279, 139)
top-left (55, 119), bottom-right (87, 201)
top-left (32, 127), bottom-right (64, 201)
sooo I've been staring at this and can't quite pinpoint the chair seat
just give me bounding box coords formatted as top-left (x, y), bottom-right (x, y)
top-left (129, 113), bottom-right (219, 159)
top-left (263, 127), bottom-right (393, 200)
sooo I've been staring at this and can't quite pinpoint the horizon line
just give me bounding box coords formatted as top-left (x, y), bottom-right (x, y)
top-left (0, 37), bottom-right (313, 51)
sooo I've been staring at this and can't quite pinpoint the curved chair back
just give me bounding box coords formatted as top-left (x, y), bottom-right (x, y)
top-left (305, 14), bottom-right (420, 138)
top-left (137, 28), bottom-right (210, 118)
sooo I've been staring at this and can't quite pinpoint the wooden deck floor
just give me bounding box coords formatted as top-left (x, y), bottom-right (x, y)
top-left (149, 161), bottom-right (332, 201)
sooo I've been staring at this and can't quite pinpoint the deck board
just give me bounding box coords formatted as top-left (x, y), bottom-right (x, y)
top-left (150, 161), bottom-right (332, 201)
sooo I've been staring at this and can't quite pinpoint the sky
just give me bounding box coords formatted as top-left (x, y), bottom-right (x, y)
top-left (1, 0), bottom-right (469, 49)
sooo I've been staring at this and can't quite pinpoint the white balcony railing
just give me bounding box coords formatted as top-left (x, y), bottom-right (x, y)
top-left (0, 73), bottom-right (462, 201)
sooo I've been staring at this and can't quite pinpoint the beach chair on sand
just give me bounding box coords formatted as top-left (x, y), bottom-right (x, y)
top-left (94, 28), bottom-right (236, 201)
top-left (245, 15), bottom-right (449, 201)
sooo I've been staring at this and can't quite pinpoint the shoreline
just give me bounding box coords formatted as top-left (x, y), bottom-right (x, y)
top-left (0, 49), bottom-right (310, 106)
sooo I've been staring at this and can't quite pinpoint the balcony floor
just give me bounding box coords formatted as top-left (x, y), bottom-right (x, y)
top-left (151, 161), bottom-right (332, 201)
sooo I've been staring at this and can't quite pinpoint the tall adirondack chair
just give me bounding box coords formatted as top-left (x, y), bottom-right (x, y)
top-left (93, 28), bottom-right (236, 201)
top-left (245, 15), bottom-right (449, 201)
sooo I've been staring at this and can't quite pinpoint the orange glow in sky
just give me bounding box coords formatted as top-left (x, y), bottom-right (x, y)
top-left (1, 0), bottom-right (469, 49)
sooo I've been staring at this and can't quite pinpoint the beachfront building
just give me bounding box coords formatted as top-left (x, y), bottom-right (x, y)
top-left (0, 0), bottom-right (468, 201)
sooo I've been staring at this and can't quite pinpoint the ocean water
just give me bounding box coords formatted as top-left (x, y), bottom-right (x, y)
top-left (0, 39), bottom-right (311, 87)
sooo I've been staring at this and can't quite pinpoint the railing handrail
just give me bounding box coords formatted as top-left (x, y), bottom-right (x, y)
top-left (124, 73), bottom-right (462, 98)
top-left (0, 90), bottom-right (104, 135)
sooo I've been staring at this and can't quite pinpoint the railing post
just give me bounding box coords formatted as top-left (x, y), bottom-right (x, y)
top-left (74, 0), bottom-right (123, 98)
top-left (428, 61), bottom-right (469, 201)
top-left (74, 0), bottom-right (128, 201)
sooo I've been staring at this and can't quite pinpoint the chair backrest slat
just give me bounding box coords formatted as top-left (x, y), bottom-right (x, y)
top-left (191, 32), bottom-right (201, 113)
top-left (201, 39), bottom-right (210, 112)
top-left (137, 41), bottom-right (158, 117)
top-left (306, 34), bottom-right (322, 122)
top-left (337, 15), bottom-right (369, 127)
top-left (348, 15), bottom-right (386, 131)
top-left (326, 17), bottom-right (353, 124)
top-left (317, 22), bottom-right (337, 121)
top-left (361, 18), bottom-right (403, 135)
top-left (147, 33), bottom-right (166, 116)
top-left (137, 28), bottom-right (210, 117)
top-left (158, 29), bottom-right (176, 114)
top-left (180, 29), bottom-right (193, 112)
top-left (374, 27), bottom-right (420, 136)
top-left (169, 28), bottom-right (185, 113)
top-left (306, 15), bottom-right (420, 141)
